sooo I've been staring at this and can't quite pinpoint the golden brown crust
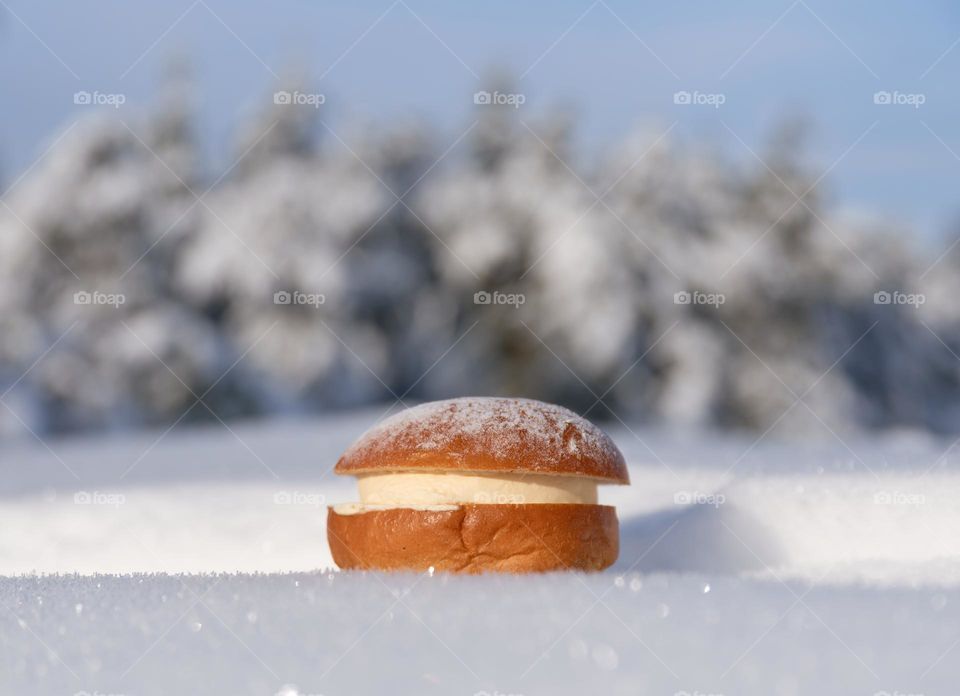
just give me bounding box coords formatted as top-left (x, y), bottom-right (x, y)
top-left (335, 397), bottom-right (629, 484)
top-left (326, 503), bottom-right (619, 573)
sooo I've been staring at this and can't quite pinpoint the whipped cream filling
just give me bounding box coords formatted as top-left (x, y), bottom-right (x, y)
top-left (331, 502), bottom-right (460, 516)
top-left (349, 471), bottom-right (598, 507)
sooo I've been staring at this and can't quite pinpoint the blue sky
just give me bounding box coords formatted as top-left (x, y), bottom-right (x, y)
top-left (2, 0), bottom-right (959, 241)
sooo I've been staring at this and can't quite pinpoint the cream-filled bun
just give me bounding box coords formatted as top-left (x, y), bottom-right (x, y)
top-left (327, 397), bottom-right (629, 573)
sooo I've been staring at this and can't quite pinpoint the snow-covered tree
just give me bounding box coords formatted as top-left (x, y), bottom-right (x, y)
top-left (2, 73), bottom-right (958, 438)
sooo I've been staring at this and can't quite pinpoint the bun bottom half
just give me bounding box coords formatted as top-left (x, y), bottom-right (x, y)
top-left (327, 503), bottom-right (618, 573)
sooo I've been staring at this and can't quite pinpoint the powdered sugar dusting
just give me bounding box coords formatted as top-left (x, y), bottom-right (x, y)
top-left (337, 397), bottom-right (628, 482)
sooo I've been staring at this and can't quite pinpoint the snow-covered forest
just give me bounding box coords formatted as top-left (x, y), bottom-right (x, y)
top-left (2, 75), bottom-right (958, 438)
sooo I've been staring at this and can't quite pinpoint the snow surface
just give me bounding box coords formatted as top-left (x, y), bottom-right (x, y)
top-left (2, 409), bottom-right (960, 694)
top-left (4, 572), bottom-right (958, 696)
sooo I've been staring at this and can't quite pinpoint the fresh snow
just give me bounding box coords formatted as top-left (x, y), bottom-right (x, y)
top-left (2, 409), bottom-right (959, 694)
top-left (4, 572), bottom-right (958, 696)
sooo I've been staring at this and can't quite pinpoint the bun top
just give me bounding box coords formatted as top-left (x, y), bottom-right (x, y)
top-left (335, 397), bottom-right (629, 484)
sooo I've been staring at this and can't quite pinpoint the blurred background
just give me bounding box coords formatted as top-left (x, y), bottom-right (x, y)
top-left (2, 0), bottom-right (960, 440)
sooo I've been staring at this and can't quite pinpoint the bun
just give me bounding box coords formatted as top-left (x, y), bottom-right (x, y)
top-left (335, 397), bottom-right (629, 484)
top-left (327, 503), bottom-right (619, 573)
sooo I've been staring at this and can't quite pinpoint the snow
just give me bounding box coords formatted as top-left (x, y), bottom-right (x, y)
top-left (3, 571), bottom-right (958, 696)
top-left (2, 410), bottom-right (959, 694)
